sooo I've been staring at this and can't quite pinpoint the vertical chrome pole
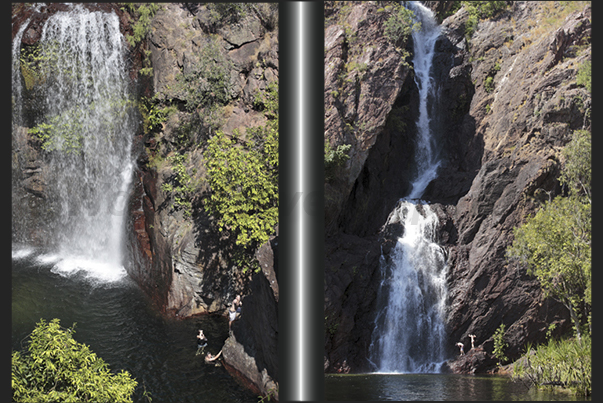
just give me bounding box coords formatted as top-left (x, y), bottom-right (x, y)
top-left (280, 1), bottom-right (324, 401)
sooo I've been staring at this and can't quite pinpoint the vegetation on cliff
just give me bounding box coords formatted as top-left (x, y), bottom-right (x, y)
top-left (507, 127), bottom-right (591, 395)
top-left (204, 82), bottom-right (279, 257)
top-left (12, 319), bottom-right (137, 403)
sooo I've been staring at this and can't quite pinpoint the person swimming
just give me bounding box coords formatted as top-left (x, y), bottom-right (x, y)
top-left (196, 329), bottom-right (208, 355)
top-left (205, 349), bottom-right (222, 364)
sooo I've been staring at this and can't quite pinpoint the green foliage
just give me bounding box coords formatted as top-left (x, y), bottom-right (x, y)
top-left (576, 60), bottom-right (591, 92)
top-left (257, 385), bottom-right (278, 403)
top-left (203, 83), bottom-right (278, 253)
top-left (20, 44), bottom-right (46, 91)
top-left (19, 41), bottom-right (67, 91)
top-left (161, 153), bottom-right (196, 217)
top-left (513, 335), bottom-right (591, 397)
top-left (29, 97), bottom-right (136, 154)
top-left (383, 3), bottom-right (420, 66)
top-left (560, 129), bottom-right (591, 200)
top-left (122, 3), bottom-right (159, 76)
top-left (462, 1), bottom-right (507, 39)
top-left (138, 96), bottom-right (174, 136)
top-left (206, 3), bottom-right (249, 28)
top-left (507, 129), bottom-right (591, 338)
top-left (175, 36), bottom-right (234, 131)
top-left (324, 142), bottom-right (351, 182)
top-left (123, 3), bottom-right (160, 48)
top-left (28, 108), bottom-right (84, 154)
top-left (384, 4), bottom-right (420, 46)
top-left (484, 76), bottom-right (495, 93)
top-left (12, 318), bottom-right (137, 403)
top-left (508, 196), bottom-right (591, 338)
top-left (493, 323), bottom-right (508, 365)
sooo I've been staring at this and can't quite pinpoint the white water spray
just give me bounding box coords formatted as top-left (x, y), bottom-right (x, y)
top-left (13, 5), bottom-right (136, 283)
top-left (370, 2), bottom-right (448, 373)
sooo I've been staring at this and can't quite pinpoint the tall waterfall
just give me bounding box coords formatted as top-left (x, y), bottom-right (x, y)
top-left (370, 2), bottom-right (448, 373)
top-left (12, 5), bottom-right (136, 283)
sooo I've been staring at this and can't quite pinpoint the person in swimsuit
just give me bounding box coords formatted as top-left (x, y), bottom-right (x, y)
top-left (228, 302), bottom-right (237, 332)
top-left (228, 295), bottom-right (243, 332)
top-left (196, 329), bottom-right (208, 355)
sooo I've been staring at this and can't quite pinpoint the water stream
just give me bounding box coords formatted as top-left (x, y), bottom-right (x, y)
top-left (369, 2), bottom-right (448, 374)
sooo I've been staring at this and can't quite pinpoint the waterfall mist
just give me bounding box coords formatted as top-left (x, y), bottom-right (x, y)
top-left (370, 1), bottom-right (449, 373)
top-left (12, 5), bottom-right (137, 283)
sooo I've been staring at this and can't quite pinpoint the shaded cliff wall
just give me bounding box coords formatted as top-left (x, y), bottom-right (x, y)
top-left (324, 1), bottom-right (591, 373)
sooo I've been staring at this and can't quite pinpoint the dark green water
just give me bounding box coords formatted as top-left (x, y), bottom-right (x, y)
top-left (325, 373), bottom-right (589, 401)
top-left (12, 250), bottom-right (257, 403)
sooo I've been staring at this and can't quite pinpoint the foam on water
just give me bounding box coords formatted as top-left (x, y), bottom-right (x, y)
top-left (51, 257), bottom-right (127, 283)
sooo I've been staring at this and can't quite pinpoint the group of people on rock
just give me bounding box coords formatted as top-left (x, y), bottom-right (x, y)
top-left (456, 334), bottom-right (477, 356)
top-left (196, 295), bottom-right (243, 364)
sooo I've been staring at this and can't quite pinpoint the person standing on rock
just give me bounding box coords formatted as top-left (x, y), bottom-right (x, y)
top-left (456, 342), bottom-right (465, 356)
top-left (228, 295), bottom-right (242, 333)
top-left (234, 295), bottom-right (242, 315)
top-left (469, 334), bottom-right (476, 350)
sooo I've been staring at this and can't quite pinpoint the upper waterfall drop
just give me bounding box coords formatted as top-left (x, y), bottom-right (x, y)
top-left (407, 1), bottom-right (441, 200)
top-left (12, 4), bottom-right (137, 283)
top-left (369, 1), bottom-right (449, 373)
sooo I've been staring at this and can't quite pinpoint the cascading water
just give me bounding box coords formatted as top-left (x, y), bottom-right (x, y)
top-left (12, 5), bottom-right (136, 283)
top-left (370, 2), bottom-right (448, 373)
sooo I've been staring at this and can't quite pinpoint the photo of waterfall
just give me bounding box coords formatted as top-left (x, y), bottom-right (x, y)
top-left (324, 0), bottom-right (590, 400)
top-left (12, 3), bottom-right (279, 402)
top-left (11, 1), bottom-right (591, 401)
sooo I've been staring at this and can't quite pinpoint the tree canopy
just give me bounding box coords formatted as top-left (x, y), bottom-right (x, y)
top-left (12, 319), bottom-right (137, 403)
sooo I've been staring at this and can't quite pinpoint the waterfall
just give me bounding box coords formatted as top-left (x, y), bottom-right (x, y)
top-left (370, 2), bottom-right (448, 373)
top-left (12, 5), bottom-right (136, 283)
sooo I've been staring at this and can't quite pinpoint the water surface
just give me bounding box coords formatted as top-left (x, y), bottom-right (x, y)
top-left (325, 373), bottom-right (589, 401)
top-left (12, 251), bottom-right (257, 403)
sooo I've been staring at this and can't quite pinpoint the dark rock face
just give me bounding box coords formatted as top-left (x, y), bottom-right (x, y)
top-left (324, 1), bottom-right (591, 374)
top-left (324, 232), bottom-right (382, 372)
top-left (223, 237), bottom-right (279, 400)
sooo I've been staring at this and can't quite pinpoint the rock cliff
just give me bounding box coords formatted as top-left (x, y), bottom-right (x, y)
top-left (130, 3), bottom-right (279, 395)
top-left (324, 1), bottom-right (590, 374)
top-left (130, 3), bottom-right (279, 318)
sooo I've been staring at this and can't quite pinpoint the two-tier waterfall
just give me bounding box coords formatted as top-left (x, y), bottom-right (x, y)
top-left (370, 2), bottom-right (448, 373)
top-left (12, 5), bottom-right (136, 283)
